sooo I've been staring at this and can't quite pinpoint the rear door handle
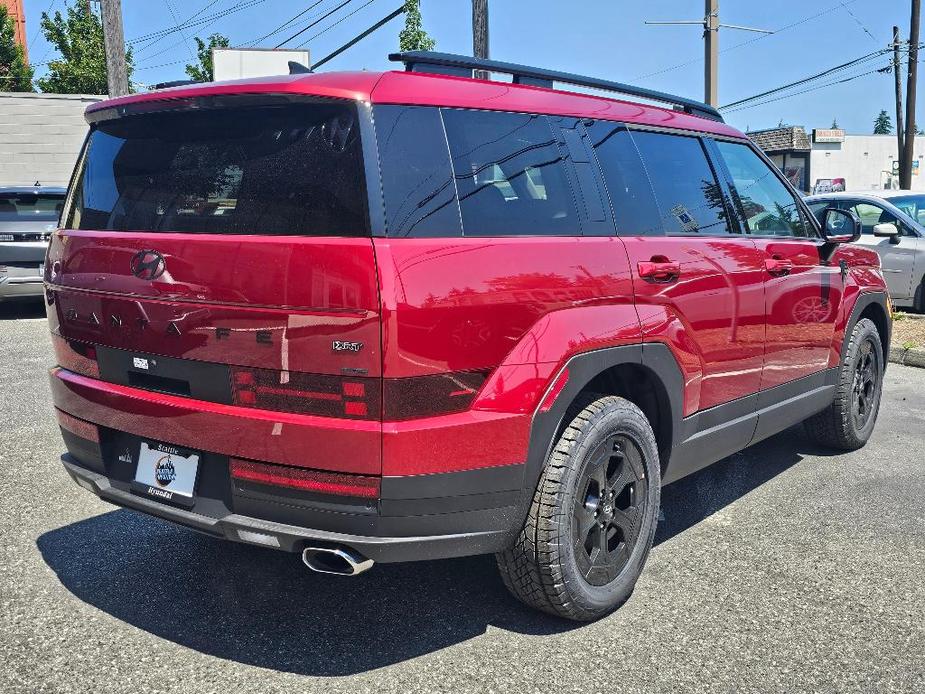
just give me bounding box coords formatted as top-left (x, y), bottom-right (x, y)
top-left (637, 259), bottom-right (681, 282)
top-left (765, 257), bottom-right (793, 276)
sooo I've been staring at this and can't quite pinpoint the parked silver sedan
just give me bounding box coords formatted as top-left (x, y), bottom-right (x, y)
top-left (805, 190), bottom-right (925, 311)
top-left (0, 186), bottom-right (65, 302)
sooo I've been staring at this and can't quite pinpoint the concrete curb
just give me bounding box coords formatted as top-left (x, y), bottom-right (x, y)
top-left (890, 346), bottom-right (925, 368)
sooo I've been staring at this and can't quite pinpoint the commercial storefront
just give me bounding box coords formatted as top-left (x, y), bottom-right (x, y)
top-left (749, 125), bottom-right (925, 193)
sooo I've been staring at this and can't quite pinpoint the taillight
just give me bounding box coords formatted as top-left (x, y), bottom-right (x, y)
top-left (383, 370), bottom-right (490, 420)
top-left (230, 458), bottom-right (380, 499)
top-left (51, 334), bottom-right (99, 378)
top-left (230, 366), bottom-right (380, 419)
top-left (55, 408), bottom-right (100, 443)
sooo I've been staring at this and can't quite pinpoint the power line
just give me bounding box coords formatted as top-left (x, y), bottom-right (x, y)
top-left (162, 0), bottom-right (197, 60)
top-left (311, 4), bottom-right (403, 69)
top-left (133, 0), bottom-right (223, 58)
top-left (296, 0), bottom-right (379, 48)
top-left (839, 1), bottom-right (879, 44)
top-left (720, 49), bottom-right (891, 110)
top-left (274, 0), bottom-right (354, 48)
top-left (724, 63), bottom-right (895, 113)
top-left (634, 0), bottom-right (862, 81)
top-left (238, 0), bottom-right (329, 47)
top-left (127, 0), bottom-right (266, 45)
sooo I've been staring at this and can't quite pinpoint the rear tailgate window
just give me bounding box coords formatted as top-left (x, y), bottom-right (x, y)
top-left (66, 101), bottom-right (368, 236)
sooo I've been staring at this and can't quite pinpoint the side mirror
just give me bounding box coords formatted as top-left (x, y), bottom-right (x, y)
top-left (821, 208), bottom-right (862, 244)
top-left (873, 222), bottom-right (900, 243)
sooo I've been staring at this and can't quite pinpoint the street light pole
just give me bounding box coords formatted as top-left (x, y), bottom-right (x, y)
top-left (99, 0), bottom-right (129, 97)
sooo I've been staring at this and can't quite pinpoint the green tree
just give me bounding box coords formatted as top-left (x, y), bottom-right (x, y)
top-left (399, 0), bottom-right (435, 52)
top-left (873, 109), bottom-right (893, 135)
top-left (831, 118), bottom-right (839, 129)
top-left (185, 33), bottom-right (229, 82)
top-left (0, 5), bottom-right (33, 92)
top-left (38, 3), bottom-right (133, 94)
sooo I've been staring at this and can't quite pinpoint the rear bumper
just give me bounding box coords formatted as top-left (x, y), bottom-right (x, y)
top-left (62, 454), bottom-right (519, 562)
top-left (0, 272), bottom-right (44, 300)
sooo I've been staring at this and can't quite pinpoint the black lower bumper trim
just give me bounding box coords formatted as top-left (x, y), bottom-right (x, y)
top-left (62, 455), bottom-right (516, 563)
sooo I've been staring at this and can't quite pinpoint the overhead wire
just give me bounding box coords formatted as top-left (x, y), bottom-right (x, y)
top-left (274, 0), bottom-right (354, 48)
top-left (295, 0), bottom-right (379, 48)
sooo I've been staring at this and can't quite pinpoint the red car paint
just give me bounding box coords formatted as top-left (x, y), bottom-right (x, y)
top-left (47, 65), bottom-right (888, 563)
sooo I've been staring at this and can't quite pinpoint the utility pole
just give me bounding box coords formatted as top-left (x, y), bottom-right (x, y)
top-left (894, 26), bottom-right (905, 182)
top-left (902, 0), bottom-right (921, 189)
top-left (472, 0), bottom-right (489, 79)
top-left (646, 2), bottom-right (770, 108)
top-left (99, 0), bottom-right (129, 97)
top-left (704, 0), bottom-right (718, 107)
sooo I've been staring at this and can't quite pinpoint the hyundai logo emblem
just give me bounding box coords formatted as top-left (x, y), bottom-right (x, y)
top-left (130, 250), bottom-right (166, 280)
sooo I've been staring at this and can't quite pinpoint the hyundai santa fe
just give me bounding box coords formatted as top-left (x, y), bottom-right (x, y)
top-left (46, 51), bottom-right (890, 621)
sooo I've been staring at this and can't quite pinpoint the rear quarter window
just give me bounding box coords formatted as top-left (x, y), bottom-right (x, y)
top-left (441, 109), bottom-right (580, 237)
top-left (66, 101), bottom-right (369, 236)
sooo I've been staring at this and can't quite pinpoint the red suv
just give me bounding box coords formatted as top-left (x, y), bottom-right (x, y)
top-left (47, 52), bottom-right (890, 621)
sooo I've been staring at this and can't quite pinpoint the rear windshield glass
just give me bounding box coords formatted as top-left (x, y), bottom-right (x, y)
top-left (0, 194), bottom-right (64, 222)
top-left (66, 102), bottom-right (368, 236)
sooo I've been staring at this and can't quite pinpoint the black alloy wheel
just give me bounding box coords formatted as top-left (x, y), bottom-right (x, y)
top-left (573, 434), bottom-right (648, 587)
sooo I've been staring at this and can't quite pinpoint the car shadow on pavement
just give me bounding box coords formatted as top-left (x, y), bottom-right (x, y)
top-left (37, 426), bottom-right (836, 676)
top-left (0, 299), bottom-right (46, 320)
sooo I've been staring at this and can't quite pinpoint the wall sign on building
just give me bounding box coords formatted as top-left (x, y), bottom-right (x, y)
top-left (813, 129), bottom-right (846, 144)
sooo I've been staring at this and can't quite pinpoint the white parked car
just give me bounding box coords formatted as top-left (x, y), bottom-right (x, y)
top-left (0, 185), bottom-right (65, 302)
top-left (805, 190), bottom-right (925, 311)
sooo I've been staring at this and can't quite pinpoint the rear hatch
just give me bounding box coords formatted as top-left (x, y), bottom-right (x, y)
top-left (47, 95), bottom-right (382, 475)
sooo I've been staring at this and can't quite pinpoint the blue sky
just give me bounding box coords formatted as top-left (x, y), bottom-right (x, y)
top-left (20, 0), bottom-right (921, 134)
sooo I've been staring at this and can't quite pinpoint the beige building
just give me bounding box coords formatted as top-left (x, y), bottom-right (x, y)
top-left (0, 92), bottom-right (103, 187)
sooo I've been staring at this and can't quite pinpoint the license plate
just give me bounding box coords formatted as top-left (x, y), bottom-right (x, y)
top-left (133, 441), bottom-right (200, 503)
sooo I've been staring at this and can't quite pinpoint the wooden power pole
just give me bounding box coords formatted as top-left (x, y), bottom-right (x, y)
top-left (645, 2), bottom-right (769, 108)
top-left (894, 26), bottom-right (905, 182)
top-left (902, 0), bottom-right (921, 190)
top-left (99, 0), bottom-right (129, 97)
top-left (704, 0), bottom-right (718, 108)
top-left (472, 0), bottom-right (489, 79)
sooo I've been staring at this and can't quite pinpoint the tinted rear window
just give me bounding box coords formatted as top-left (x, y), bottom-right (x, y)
top-left (0, 194), bottom-right (64, 222)
top-left (66, 102), bottom-right (368, 236)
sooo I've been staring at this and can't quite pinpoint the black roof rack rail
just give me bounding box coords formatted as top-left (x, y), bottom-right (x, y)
top-left (388, 51), bottom-right (724, 123)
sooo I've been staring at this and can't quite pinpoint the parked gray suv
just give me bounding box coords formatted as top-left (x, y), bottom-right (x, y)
top-left (806, 191), bottom-right (925, 311)
top-left (0, 186), bottom-right (66, 302)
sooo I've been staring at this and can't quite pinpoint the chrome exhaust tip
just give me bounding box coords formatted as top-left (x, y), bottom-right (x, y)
top-left (302, 545), bottom-right (374, 576)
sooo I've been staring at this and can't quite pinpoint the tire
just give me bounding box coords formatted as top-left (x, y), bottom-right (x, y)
top-left (914, 276), bottom-right (925, 313)
top-left (496, 396), bottom-right (661, 621)
top-left (804, 317), bottom-right (884, 450)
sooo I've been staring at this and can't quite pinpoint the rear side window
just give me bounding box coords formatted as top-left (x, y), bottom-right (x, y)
top-left (442, 109), bottom-right (579, 236)
top-left (715, 141), bottom-right (811, 237)
top-left (630, 130), bottom-right (732, 235)
top-left (587, 123), bottom-right (663, 236)
top-left (374, 105), bottom-right (461, 238)
top-left (66, 102), bottom-right (368, 236)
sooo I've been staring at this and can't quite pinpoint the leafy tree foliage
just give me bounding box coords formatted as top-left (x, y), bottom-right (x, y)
top-left (38, 3), bottom-right (134, 94)
top-left (873, 109), bottom-right (893, 135)
top-left (185, 33), bottom-right (230, 82)
top-left (0, 5), bottom-right (33, 92)
top-left (399, 0), bottom-right (435, 52)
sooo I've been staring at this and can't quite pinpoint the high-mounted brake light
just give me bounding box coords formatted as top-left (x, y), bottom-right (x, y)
top-left (230, 458), bottom-right (380, 499)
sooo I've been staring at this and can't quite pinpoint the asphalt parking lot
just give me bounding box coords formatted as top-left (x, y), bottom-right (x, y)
top-left (1, 300), bottom-right (924, 694)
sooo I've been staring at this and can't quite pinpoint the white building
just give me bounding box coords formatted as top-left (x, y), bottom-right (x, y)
top-left (750, 125), bottom-right (925, 193)
top-left (0, 91), bottom-right (102, 187)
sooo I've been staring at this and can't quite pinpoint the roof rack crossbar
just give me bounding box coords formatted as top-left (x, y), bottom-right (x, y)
top-left (388, 51), bottom-right (724, 123)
